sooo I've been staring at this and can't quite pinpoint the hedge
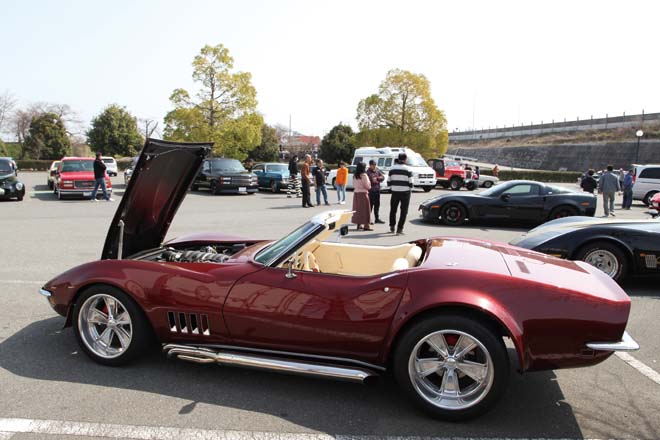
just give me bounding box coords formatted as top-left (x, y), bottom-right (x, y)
top-left (479, 168), bottom-right (581, 183)
top-left (16, 160), bottom-right (53, 171)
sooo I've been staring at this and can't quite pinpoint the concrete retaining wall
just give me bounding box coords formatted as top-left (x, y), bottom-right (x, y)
top-left (448, 141), bottom-right (660, 171)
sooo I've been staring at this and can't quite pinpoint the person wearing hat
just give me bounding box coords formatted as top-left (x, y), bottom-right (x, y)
top-left (387, 152), bottom-right (413, 234)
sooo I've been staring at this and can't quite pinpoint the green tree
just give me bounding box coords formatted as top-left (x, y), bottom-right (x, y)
top-left (248, 124), bottom-right (280, 161)
top-left (163, 44), bottom-right (262, 160)
top-left (23, 112), bottom-right (71, 159)
top-left (319, 123), bottom-right (356, 164)
top-left (356, 69), bottom-right (448, 158)
top-left (87, 105), bottom-right (143, 157)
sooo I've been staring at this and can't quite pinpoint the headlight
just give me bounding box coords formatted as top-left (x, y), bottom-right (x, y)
top-left (15, 182), bottom-right (23, 190)
top-left (63, 180), bottom-right (73, 185)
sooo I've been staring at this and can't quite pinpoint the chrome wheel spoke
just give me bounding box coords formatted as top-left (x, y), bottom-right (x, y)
top-left (114, 326), bottom-right (131, 350)
top-left (96, 327), bottom-right (114, 346)
top-left (439, 368), bottom-right (460, 397)
top-left (456, 360), bottom-right (488, 382)
top-left (416, 358), bottom-right (444, 377)
top-left (426, 333), bottom-right (449, 358)
top-left (115, 311), bottom-right (130, 326)
top-left (104, 297), bottom-right (117, 319)
top-left (453, 335), bottom-right (477, 359)
top-left (88, 309), bottom-right (108, 325)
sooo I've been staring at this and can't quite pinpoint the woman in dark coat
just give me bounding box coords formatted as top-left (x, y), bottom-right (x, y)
top-left (351, 162), bottom-right (372, 230)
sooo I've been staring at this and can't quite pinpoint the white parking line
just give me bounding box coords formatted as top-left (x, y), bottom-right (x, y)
top-left (0, 418), bottom-right (591, 440)
top-left (615, 352), bottom-right (660, 386)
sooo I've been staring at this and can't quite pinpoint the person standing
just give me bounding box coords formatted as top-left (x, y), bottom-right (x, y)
top-left (366, 160), bottom-right (385, 224)
top-left (335, 161), bottom-right (348, 204)
top-left (622, 169), bottom-right (634, 210)
top-left (351, 162), bottom-right (372, 230)
top-left (388, 152), bottom-right (413, 234)
top-left (90, 152), bottom-right (113, 202)
top-left (300, 154), bottom-right (313, 208)
top-left (580, 169), bottom-right (597, 194)
top-left (314, 159), bottom-right (330, 206)
top-left (598, 165), bottom-right (620, 217)
top-left (287, 155), bottom-right (301, 198)
top-left (492, 164), bottom-right (500, 178)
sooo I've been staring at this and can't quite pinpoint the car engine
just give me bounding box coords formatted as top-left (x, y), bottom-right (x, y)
top-left (142, 244), bottom-right (247, 264)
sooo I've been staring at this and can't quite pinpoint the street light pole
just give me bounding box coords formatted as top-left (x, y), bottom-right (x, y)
top-left (635, 130), bottom-right (644, 164)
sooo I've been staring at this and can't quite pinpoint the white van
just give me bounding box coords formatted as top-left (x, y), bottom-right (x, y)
top-left (349, 147), bottom-right (436, 192)
top-left (102, 156), bottom-right (118, 177)
top-left (633, 164), bottom-right (660, 205)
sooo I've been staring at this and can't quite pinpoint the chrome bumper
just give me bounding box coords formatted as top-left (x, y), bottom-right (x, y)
top-left (586, 331), bottom-right (639, 352)
top-left (39, 288), bottom-right (52, 298)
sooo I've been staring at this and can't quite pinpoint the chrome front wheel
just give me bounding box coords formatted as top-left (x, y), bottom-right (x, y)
top-left (73, 286), bottom-right (150, 366)
top-left (408, 330), bottom-right (494, 411)
top-left (78, 294), bottom-right (133, 359)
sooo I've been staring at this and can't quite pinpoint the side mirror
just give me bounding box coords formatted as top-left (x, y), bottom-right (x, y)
top-left (340, 224), bottom-right (349, 236)
top-left (285, 257), bottom-right (297, 279)
top-left (500, 194), bottom-right (511, 202)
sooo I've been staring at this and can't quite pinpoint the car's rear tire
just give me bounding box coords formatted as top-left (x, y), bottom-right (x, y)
top-left (643, 191), bottom-right (658, 206)
top-left (449, 177), bottom-right (462, 191)
top-left (441, 202), bottom-right (467, 226)
top-left (574, 241), bottom-right (628, 282)
top-left (423, 185), bottom-right (434, 192)
top-left (73, 285), bottom-right (152, 366)
top-left (393, 315), bottom-right (509, 421)
top-left (548, 205), bottom-right (578, 221)
top-left (483, 181), bottom-right (493, 188)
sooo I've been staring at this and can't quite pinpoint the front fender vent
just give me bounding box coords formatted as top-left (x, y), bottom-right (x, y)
top-left (167, 311), bottom-right (210, 336)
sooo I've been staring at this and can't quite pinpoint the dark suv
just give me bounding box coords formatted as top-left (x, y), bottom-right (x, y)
top-left (192, 158), bottom-right (258, 195)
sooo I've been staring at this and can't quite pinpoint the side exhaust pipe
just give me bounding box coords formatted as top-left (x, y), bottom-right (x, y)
top-left (163, 344), bottom-right (377, 384)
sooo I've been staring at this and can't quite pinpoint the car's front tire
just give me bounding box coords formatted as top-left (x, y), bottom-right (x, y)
top-left (270, 180), bottom-right (278, 193)
top-left (643, 191), bottom-right (658, 206)
top-left (482, 181), bottom-right (493, 188)
top-left (574, 241), bottom-right (628, 282)
top-left (393, 315), bottom-right (509, 421)
top-left (441, 202), bottom-right (467, 226)
top-left (73, 285), bottom-right (151, 366)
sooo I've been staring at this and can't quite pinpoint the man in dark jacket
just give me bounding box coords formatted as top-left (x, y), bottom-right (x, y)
top-left (366, 160), bottom-right (385, 224)
top-left (580, 169), bottom-right (597, 194)
top-left (287, 155), bottom-right (301, 198)
top-left (313, 159), bottom-right (330, 205)
top-left (90, 152), bottom-right (113, 202)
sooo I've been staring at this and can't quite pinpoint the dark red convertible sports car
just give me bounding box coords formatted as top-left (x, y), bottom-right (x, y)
top-left (39, 139), bottom-right (639, 421)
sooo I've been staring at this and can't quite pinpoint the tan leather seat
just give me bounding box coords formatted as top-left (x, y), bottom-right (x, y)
top-left (390, 257), bottom-right (410, 271)
top-left (405, 246), bottom-right (423, 267)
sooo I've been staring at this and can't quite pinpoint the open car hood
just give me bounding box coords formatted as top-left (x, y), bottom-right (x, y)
top-left (101, 139), bottom-right (212, 260)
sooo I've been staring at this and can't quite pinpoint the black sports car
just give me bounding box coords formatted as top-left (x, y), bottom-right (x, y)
top-left (419, 180), bottom-right (596, 226)
top-left (191, 158), bottom-right (258, 195)
top-left (510, 216), bottom-right (660, 283)
top-left (0, 158), bottom-right (25, 201)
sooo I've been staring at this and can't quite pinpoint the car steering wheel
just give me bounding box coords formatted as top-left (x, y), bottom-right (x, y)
top-left (303, 251), bottom-right (320, 272)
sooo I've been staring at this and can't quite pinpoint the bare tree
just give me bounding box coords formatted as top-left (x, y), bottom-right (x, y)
top-left (0, 91), bottom-right (16, 138)
top-left (139, 118), bottom-right (160, 139)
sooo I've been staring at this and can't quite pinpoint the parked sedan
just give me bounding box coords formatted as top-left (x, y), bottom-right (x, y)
top-left (191, 158), bottom-right (258, 195)
top-left (419, 180), bottom-right (596, 226)
top-left (252, 162), bottom-right (290, 192)
top-left (0, 158), bottom-right (25, 201)
top-left (511, 216), bottom-right (660, 283)
top-left (39, 139), bottom-right (638, 421)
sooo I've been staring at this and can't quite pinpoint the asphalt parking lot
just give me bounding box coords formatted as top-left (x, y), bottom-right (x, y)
top-left (1, 172), bottom-right (659, 439)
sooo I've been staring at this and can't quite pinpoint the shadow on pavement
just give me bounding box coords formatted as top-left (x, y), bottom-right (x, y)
top-left (0, 317), bottom-right (584, 438)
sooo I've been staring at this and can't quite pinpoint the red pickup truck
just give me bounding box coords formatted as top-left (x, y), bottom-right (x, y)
top-left (54, 157), bottom-right (112, 200)
top-left (427, 158), bottom-right (467, 190)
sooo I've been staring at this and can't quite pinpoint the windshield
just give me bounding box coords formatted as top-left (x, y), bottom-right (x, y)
top-left (254, 221), bottom-right (322, 266)
top-left (61, 160), bottom-right (94, 172)
top-left (406, 154), bottom-right (428, 168)
top-left (210, 159), bottom-right (245, 172)
top-left (267, 164), bottom-right (288, 173)
top-left (0, 160), bottom-right (13, 174)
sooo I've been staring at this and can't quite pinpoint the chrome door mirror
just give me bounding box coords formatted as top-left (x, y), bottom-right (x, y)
top-left (285, 257), bottom-right (297, 279)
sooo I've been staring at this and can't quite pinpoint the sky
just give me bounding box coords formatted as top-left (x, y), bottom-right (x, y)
top-left (1, 0), bottom-right (659, 139)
